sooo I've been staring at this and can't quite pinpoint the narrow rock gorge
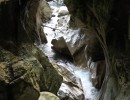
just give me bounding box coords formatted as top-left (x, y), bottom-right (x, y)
top-left (64, 0), bottom-right (130, 99)
top-left (0, 0), bottom-right (130, 100)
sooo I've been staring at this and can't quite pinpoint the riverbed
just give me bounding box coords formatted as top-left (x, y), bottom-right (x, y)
top-left (40, 0), bottom-right (98, 99)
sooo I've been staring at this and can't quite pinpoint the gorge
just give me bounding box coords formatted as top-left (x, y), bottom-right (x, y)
top-left (0, 0), bottom-right (130, 100)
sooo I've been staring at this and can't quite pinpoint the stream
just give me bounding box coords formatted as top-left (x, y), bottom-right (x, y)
top-left (40, 0), bottom-right (98, 99)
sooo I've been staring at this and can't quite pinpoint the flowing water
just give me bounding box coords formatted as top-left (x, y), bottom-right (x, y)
top-left (40, 0), bottom-right (98, 99)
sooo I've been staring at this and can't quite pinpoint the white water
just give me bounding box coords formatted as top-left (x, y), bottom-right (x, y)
top-left (40, 0), bottom-right (98, 99)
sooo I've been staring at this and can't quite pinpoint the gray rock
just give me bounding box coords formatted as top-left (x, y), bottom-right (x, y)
top-left (52, 62), bottom-right (84, 100)
top-left (58, 6), bottom-right (69, 17)
top-left (89, 60), bottom-right (106, 89)
top-left (66, 29), bottom-right (88, 67)
top-left (51, 37), bottom-right (72, 59)
top-left (58, 83), bottom-right (84, 100)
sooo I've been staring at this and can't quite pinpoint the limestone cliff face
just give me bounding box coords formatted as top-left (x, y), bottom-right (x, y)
top-left (64, 0), bottom-right (130, 99)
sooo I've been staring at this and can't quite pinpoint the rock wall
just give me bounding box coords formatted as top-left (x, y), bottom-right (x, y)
top-left (0, 44), bottom-right (63, 100)
top-left (0, 0), bottom-right (62, 100)
top-left (0, 0), bottom-right (51, 44)
top-left (22, 0), bottom-right (51, 44)
top-left (64, 0), bottom-right (130, 99)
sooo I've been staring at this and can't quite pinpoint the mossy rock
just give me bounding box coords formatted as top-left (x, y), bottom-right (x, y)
top-left (0, 44), bottom-right (63, 100)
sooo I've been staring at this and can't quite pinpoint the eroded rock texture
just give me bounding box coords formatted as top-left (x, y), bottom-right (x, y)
top-left (0, 0), bottom-right (51, 44)
top-left (0, 0), bottom-right (62, 100)
top-left (0, 44), bottom-right (63, 100)
top-left (64, 0), bottom-right (130, 99)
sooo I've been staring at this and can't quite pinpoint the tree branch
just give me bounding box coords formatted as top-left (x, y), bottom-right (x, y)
top-left (42, 25), bottom-right (64, 34)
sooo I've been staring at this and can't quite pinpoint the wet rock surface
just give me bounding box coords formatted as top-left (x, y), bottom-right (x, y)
top-left (64, 0), bottom-right (130, 99)
top-left (52, 62), bottom-right (84, 100)
top-left (50, 29), bottom-right (104, 68)
top-left (51, 30), bottom-right (89, 67)
top-left (41, 0), bottom-right (99, 99)
top-left (58, 83), bottom-right (84, 100)
top-left (88, 60), bottom-right (106, 89)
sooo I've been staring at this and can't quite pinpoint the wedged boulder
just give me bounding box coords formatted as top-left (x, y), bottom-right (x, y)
top-left (51, 37), bottom-right (72, 59)
top-left (0, 44), bottom-right (63, 100)
top-left (52, 62), bottom-right (84, 100)
top-left (88, 60), bottom-right (106, 89)
top-left (65, 29), bottom-right (86, 55)
top-left (66, 29), bottom-right (88, 67)
top-left (51, 29), bottom-right (89, 67)
top-left (58, 6), bottom-right (69, 17)
top-left (38, 92), bottom-right (60, 100)
top-left (50, 23), bottom-right (104, 68)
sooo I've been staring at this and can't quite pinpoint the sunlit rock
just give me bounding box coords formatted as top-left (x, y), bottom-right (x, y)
top-left (66, 29), bottom-right (88, 67)
top-left (58, 6), bottom-right (69, 17)
top-left (38, 92), bottom-right (60, 100)
top-left (0, 44), bottom-right (63, 100)
top-left (51, 29), bottom-right (88, 67)
top-left (52, 62), bottom-right (83, 88)
top-left (58, 83), bottom-right (84, 100)
top-left (52, 62), bottom-right (84, 100)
